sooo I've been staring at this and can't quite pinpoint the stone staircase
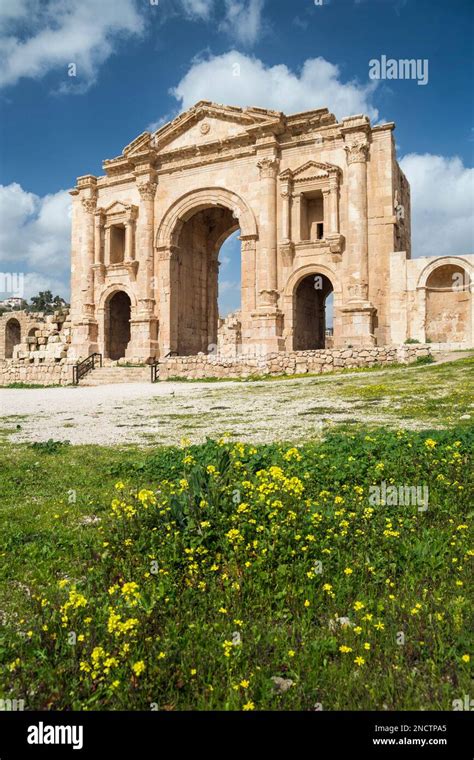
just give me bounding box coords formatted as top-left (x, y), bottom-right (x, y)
top-left (79, 365), bottom-right (151, 385)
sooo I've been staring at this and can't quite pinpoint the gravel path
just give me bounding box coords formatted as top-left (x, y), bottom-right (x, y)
top-left (2, 353), bottom-right (469, 446)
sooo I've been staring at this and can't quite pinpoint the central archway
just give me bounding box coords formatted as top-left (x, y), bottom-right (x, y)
top-left (175, 206), bottom-right (240, 355)
top-left (105, 291), bottom-right (131, 360)
top-left (156, 188), bottom-right (258, 357)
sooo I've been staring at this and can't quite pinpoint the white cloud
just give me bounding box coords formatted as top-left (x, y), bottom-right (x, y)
top-left (0, 0), bottom-right (143, 90)
top-left (400, 153), bottom-right (474, 257)
top-left (170, 50), bottom-right (379, 120)
top-left (21, 272), bottom-right (70, 301)
top-left (0, 0), bottom-right (35, 22)
top-left (220, 1), bottom-right (265, 46)
top-left (0, 183), bottom-right (71, 299)
top-left (180, 0), bottom-right (215, 19)
top-left (219, 280), bottom-right (240, 294)
top-left (145, 111), bottom-right (178, 133)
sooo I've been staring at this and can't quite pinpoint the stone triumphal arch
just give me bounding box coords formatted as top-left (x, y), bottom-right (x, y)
top-left (68, 101), bottom-right (473, 362)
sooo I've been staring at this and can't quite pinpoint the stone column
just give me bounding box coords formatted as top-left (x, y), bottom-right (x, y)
top-left (104, 226), bottom-right (111, 265)
top-left (156, 246), bottom-right (179, 357)
top-left (345, 139), bottom-right (370, 295)
top-left (81, 196), bottom-right (96, 307)
top-left (136, 178), bottom-right (156, 300)
top-left (292, 192), bottom-right (302, 242)
top-left (322, 189), bottom-right (330, 238)
top-left (94, 211), bottom-right (103, 264)
top-left (92, 210), bottom-right (106, 303)
top-left (280, 185), bottom-right (291, 242)
top-left (129, 175), bottom-right (158, 361)
top-left (256, 157), bottom-right (279, 304)
top-left (69, 174), bottom-right (99, 358)
top-left (328, 175), bottom-right (339, 235)
top-left (250, 157), bottom-right (284, 354)
top-left (340, 134), bottom-right (375, 346)
top-left (125, 220), bottom-right (135, 262)
top-left (207, 257), bottom-right (219, 351)
top-left (240, 235), bottom-right (257, 348)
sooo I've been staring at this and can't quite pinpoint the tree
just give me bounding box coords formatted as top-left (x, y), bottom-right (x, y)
top-left (28, 291), bottom-right (68, 314)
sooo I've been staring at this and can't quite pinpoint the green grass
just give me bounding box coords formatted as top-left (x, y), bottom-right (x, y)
top-left (0, 428), bottom-right (472, 710)
top-left (1, 382), bottom-right (64, 389)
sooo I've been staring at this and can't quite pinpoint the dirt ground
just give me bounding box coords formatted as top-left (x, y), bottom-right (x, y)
top-left (1, 354), bottom-right (472, 446)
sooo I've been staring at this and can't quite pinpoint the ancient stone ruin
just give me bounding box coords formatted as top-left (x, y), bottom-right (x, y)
top-left (1, 102), bottom-right (472, 384)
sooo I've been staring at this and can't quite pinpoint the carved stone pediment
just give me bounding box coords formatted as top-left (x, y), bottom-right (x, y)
top-left (100, 201), bottom-right (138, 225)
top-left (280, 161), bottom-right (340, 185)
top-left (150, 101), bottom-right (284, 152)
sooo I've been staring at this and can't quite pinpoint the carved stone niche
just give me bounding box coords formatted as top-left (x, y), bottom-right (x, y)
top-left (99, 201), bottom-right (139, 269)
top-left (279, 161), bottom-right (342, 248)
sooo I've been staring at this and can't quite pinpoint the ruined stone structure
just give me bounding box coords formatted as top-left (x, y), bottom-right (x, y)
top-left (65, 101), bottom-right (472, 362)
top-left (0, 309), bottom-right (75, 385)
top-left (1, 102), bottom-right (472, 380)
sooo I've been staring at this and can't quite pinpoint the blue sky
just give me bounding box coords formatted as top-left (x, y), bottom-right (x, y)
top-left (0, 0), bottom-right (473, 311)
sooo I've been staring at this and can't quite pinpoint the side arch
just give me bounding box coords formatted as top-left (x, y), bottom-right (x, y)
top-left (4, 317), bottom-right (22, 359)
top-left (97, 283), bottom-right (138, 312)
top-left (284, 263), bottom-right (341, 298)
top-left (416, 256), bottom-right (473, 290)
top-left (283, 264), bottom-right (342, 350)
top-left (416, 257), bottom-right (472, 345)
top-left (155, 187), bottom-right (258, 249)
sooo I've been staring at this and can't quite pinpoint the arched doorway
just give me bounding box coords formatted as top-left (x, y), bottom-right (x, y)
top-left (293, 273), bottom-right (334, 350)
top-left (105, 291), bottom-right (131, 360)
top-left (425, 264), bottom-right (471, 343)
top-left (5, 318), bottom-right (21, 358)
top-left (156, 187), bottom-right (258, 357)
top-left (175, 206), bottom-right (240, 356)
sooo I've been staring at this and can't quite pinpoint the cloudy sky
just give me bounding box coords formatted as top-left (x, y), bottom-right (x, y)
top-left (0, 0), bottom-right (473, 312)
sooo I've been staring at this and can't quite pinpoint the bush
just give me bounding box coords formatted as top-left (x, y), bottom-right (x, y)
top-left (1, 429), bottom-right (472, 711)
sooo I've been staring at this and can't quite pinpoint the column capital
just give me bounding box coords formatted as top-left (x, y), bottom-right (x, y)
top-left (136, 180), bottom-right (157, 202)
top-left (257, 157), bottom-right (280, 179)
top-left (156, 244), bottom-right (180, 262)
top-left (81, 196), bottom-right (97, 214)
top-left (344, 141), bottom-right (369, 165)
top-left (347, 281), bottom-right (369, 302)
top-left (240, 236), bottom-right (257, 253)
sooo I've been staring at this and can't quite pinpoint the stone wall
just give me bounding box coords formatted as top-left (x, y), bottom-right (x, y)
top-left (0, 309), bottom-right (71, 361)
top-left (0, 309), bottom-right (74, 385)
top-left (158, 345), bottom-right (432, 380)
top-left (217, 310), bottom-right (242, 357)
top-left (0, 359), bottom-right (74, 386)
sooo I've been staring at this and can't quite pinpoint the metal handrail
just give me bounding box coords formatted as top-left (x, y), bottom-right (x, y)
top-left (72, 352), bottom-right (102, 385)
top-left (150, 351), bottom-right (177, 383)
